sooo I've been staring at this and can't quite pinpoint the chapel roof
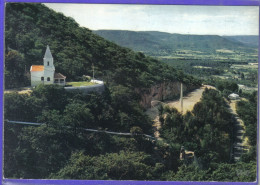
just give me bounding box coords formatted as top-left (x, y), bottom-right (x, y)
top-left (44, 45), bottom-right (53, 59)
top-left (31, 65), bottom-right (44, 72)
top-left (54, 72), bottom-right (66, 79)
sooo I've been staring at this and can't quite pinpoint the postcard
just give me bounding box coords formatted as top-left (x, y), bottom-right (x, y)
top-left (1, 1), bottom-right (259, 184)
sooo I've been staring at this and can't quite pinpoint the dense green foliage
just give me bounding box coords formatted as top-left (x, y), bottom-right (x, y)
top-left (4, 86), bottom-right (257, 181)
top-left (166, 161), bottom-right (256, 182)
top-left (4, 85), bottom-right (156, 179)
top-left (5, 3), bottom-right (200, 89)
top-left (214, 79), bottom-right (239, 97)
top-left (50, 151), bottom-right (158, 180)
top-left (5, 50), bottom-right (29, 88)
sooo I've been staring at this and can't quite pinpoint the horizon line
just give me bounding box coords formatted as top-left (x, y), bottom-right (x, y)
top-left (92, 29), bottom-right (259, 36)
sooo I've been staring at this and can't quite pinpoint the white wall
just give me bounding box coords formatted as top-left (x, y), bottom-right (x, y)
top-left (43, 67), bottom-right (55, 84)
top-left (90, 79), bottom-right (104, 84)
top-left (31, 71), bottom-right (44, 86)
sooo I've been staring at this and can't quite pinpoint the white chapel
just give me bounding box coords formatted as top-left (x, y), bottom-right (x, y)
top-left (30, 45), bottom-right (66, 86)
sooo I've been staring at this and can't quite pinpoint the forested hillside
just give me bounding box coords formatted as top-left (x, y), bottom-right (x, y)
top-left (94, 30), bottom-right (257, 56)
top-left (5, 3), bottom-right (199, 90)
top-left (4, 3), bottom-right (200, 180)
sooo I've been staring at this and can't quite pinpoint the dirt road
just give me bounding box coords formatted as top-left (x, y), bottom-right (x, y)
top-left (146, 85), bottom-right (215, 138)
top-left (166, 85), bottom-right (215, 114)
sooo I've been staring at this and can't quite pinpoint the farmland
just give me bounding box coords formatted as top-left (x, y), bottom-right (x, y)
top-left (95, 30), bottom-right (258, 91)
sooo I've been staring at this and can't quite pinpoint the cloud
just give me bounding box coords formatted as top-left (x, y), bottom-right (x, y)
top-left (44, 3), bottom-right (259, 35)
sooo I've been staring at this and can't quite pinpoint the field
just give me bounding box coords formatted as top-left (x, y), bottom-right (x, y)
top-left (161, 54), bottom-right (258, 90)
top-left (155, 48), bottom-right (258, 62)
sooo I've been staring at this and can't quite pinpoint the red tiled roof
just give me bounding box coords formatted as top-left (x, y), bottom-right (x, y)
top-left (31, 65), bottom-right (44, 72)
top-left (54, 72), bottom-right (66, 79)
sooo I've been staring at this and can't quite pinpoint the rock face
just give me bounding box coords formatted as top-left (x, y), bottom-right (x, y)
top-left (137, 81), bottom-right (199, 109)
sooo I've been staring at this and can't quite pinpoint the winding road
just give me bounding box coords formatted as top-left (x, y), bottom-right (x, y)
top-left (228, 99), bottom-right (249, 161)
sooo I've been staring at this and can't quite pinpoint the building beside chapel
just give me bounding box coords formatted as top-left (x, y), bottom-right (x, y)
top-left (228, 93), bottom-right (239, 100)
top-left (30, 46), bottom-right (66, 86)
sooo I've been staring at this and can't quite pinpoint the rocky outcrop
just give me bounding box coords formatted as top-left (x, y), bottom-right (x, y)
top-left (137, 81), bottom-right (199, 109)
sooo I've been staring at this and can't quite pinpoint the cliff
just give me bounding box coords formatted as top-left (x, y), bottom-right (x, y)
top-left (137, 81), bottom-right (199, 109)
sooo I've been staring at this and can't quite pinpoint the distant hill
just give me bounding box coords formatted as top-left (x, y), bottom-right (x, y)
top-left (94, 30), bottom-right (257, 56)
top-left (223, 35), bottom-right (259, 47)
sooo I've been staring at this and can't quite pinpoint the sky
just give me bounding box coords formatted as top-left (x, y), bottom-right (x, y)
top-left (44, 4), bottom-right (259, 36)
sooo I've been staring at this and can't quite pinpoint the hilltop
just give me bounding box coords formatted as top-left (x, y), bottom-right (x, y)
top-left (223, 35), bottom-right (259, 47)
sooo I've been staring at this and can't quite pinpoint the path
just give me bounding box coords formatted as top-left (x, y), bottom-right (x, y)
top-left (146, 85), bottom-right (215, 138)
top-left (228, 99), bottom-right (249, 161)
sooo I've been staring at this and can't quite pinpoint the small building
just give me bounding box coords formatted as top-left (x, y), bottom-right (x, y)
top-left (228, 93), bottom-right (239, 100)
top-left (30, 46), bottom-right (66, 86)
top-left (238, 84), bottom-right (245, 90)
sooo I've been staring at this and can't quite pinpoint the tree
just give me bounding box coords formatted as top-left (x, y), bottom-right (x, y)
top-left (5, 50), bottom-right (28, 88)
top-left (51, 151), bottom-right (156, 180)
top-left (31, 84), bottom-right (68, 111)
top-left (63, 101), bottom-right (94, 134)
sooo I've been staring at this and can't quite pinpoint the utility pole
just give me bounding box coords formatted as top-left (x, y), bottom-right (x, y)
top-left (92, 63), bottom-right (95, 81)
top-left (180, 83), bottom-right (183, 114)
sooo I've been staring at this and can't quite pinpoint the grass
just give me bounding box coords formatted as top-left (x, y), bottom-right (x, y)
top-left (4, 87), bottom-right (32, 94)
top-left (193, 66), bottom-right (212, 69)
top-left (66, 81), bottom-right (96, 87)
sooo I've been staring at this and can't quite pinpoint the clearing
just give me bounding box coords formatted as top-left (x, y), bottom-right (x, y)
top-left (146, 85), bottom-right (215, 138)
top-left (166, 85), bottom-right (215, 114)
top-left (66, 81), bottom-right (96, 87)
